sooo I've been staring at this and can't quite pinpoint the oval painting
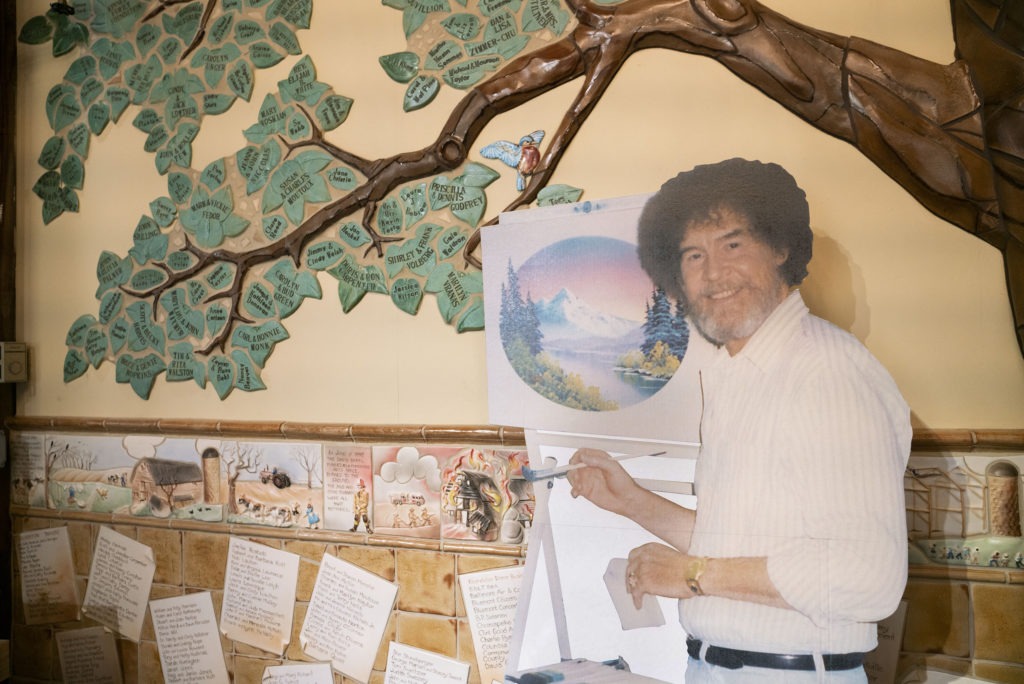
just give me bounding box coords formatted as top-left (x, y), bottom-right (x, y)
top-left (498, 235), bottom-right (690, 411)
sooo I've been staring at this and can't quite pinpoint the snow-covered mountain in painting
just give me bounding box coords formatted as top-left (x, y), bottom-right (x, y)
top-left (533, 288), bottom-right (642, 348)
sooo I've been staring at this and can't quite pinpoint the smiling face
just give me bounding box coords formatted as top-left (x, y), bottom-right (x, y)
top-left (678, 205), bottom-right (791, 355)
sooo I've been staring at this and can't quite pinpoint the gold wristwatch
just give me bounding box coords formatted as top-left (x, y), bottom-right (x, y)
top-left (685, 556), bottom-right (708, 596)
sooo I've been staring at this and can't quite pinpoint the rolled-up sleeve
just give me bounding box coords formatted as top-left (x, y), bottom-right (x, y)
top-left (766, 359), bottom-right (911, 627)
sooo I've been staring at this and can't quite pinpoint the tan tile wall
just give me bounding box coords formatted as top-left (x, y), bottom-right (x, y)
top-left (7, 421), bottom-right (1024, 683)
top-left (899, 567), bottom-right (1024, 683)
top-left (14, 508), bottom-right (1024, 684)
top-left (10, 511), bottom-right (522, 684)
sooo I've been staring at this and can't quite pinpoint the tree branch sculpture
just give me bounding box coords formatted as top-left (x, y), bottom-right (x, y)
top-left (20, 0), bottom-right (1024, 399)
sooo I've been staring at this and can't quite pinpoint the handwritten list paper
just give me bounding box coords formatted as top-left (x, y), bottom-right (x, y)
top-left (150, 592), bottom-right (230, 684)
top-left (459, 566), bottom-right (523, 684)
top-left (221, 537), bottom-right (300, 655)
top-left (299, 553), bottom-right (398, 683)
top-left (384, 642), bottom-right (470, 684)
top-left (261, 662), bottom-right (334, 684)
top-left (17, 527), bottom-right (80, 624)
top-left (55, 626), bottom-right (124, 684)
top-left (82, 526), bottom-right (156, 642)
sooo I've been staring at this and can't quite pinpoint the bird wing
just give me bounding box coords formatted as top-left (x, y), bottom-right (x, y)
top-left (479, 140), bottom-right (521, 167)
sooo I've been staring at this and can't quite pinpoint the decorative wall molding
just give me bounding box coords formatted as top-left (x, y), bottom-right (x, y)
top-left (7, 416), bottom-right (1024, 451)
top-left (5, 416), bottom-right (527, 445)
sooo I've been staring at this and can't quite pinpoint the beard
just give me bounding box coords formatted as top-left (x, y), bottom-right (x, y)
top-left (687, 278), bottom-right (787, 349)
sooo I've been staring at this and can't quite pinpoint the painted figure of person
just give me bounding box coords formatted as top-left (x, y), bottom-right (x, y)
top-left (568, 159), bottom-right (911, 683)
top-left (305, 501), bottom-right (320, 530)
top-left (350, 479), bottom-right (371, 533)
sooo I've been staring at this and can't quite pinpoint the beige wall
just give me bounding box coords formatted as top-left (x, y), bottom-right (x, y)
top-left (14, 1), bottom-right (1024, 427)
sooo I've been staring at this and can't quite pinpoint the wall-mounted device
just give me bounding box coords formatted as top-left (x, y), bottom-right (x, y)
top-left (0, 342), bottom-right (28, 383)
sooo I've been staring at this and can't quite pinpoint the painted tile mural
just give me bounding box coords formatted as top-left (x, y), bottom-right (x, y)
top-left (906, 452), bottom-right (1024, 568)
top-left (9, 431), bottom-right (535, 544)
top-left (439, 447), bottom-right (532, 544)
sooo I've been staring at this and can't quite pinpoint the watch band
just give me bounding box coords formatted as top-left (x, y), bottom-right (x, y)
top-left (685, 556), bottom-right (708, 596)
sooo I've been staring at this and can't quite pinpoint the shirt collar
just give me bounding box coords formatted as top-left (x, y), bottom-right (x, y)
top-left (711, 289), bottom-right (807, 372)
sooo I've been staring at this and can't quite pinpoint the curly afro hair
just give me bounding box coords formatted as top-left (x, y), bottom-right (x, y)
top-left (637, 158), bottom-right (812, 303)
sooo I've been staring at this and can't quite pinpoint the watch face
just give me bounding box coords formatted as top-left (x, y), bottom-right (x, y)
top-left (687, 579), bottom-right (701, 595)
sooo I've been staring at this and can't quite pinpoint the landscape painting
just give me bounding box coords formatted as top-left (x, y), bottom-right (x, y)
top-left (482, 195), bottom-right (714, 444)
top-left (499, 235), bottom-right (688, 412)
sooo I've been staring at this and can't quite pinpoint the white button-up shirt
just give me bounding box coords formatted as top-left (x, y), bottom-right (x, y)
top-left (680, 291), bottom-right (911, 655)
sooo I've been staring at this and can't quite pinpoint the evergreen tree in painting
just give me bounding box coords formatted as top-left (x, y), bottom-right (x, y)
top-left (668, 299), bottom-right (690, 359)
top-left (642, 288), bottom-right (675, 356)
top-left (499, 259), bottom-right (543, 355)
top-left (619, 288), bottom-right (686, 379)
top-left (523, 292), bottom-right (544, 355)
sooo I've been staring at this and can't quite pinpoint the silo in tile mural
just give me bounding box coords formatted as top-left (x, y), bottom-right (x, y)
top-left (202, 447), bottom-right (223, 505)
top-left (986, 461), bottom-right (1021, 537)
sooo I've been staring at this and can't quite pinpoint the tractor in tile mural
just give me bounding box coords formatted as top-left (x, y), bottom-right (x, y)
top-left (19, 0), bottom-right (1024, 399)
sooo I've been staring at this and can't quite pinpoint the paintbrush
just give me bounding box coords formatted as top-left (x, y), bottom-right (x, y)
top-left (521, 451), bottom-right (666, 482)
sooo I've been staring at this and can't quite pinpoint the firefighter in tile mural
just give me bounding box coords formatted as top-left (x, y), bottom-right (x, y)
top-left (350, 479), bottom-right (372, 533)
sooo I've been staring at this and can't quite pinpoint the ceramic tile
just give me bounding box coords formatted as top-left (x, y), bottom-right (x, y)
top-left (396, 549), bottom-right (455, 616)
top-left (973, 661), bottom-right (1024, 683)
top-left (972, 583), bottom-right (1024, 663)
top-left (116, 637), bottom-right (139, 684)
top-left (11, 623), bottom-right (55, 680)
top-left (333, 544), bottom-right (396, 581)
top-left (395, 612), bottom-right (458, 658)
top-left (137, 527), bottom-right (183, 585)
top-left (139, 639), bottom-right (165, 684)
top-left (457, 616), bottom-right (480, 682)
top-left (66, 521), bottom-right (95, 576)
top-left (183, 530), bottom-right (230, 588)
top-left (902, 580), bottom-right (970, 656)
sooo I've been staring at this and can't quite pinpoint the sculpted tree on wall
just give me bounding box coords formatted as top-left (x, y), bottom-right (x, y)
top-left (20, 0), bottom-right (1023, 398)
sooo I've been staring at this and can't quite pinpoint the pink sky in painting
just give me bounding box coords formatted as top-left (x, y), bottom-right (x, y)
top-left (515, 236), bottom-right (655, 321)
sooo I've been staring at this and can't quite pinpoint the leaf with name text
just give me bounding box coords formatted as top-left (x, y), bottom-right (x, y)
top-left (208, 354), bottom-right (235, 399)
top-left (379, 51), bottom-right (420, 84)
top-left (264, 260), bottom-right (322, 317)
top-left (328, 255), bottom-right (388, 312)
top-left (125, 301), bottom-right (166, 354)
top-left (391, 277), bottom-right (424, 315)
top-left (64, 349), bottom-right (89, 383)
top-left (160, 288), bottom-right (205, 341)
top-left (115, 353), bottom-right (167, 399)
top-left (95, 251), bottom-right (132, 297)
top-left (425, 263), bottom-right (483, 323)
top-left (180, 185), bottom-right (249, 247)
top-left (129, 215), bottom-right (169, 264)
top-left (384, 223), bottom-right (441, 278)
top-left (231, 350), bottom-right (267, 392)
top-left (537, 183), bottom-right (584, 205)
top-left (277, 55), bottom-right (328, 106)
top-left (166, 342), bottom-right (206, 387)
top-left (244, 94), bottom-right (294, 144)
top-left (231, 321), bottom-right (290, 366)
top-left (93, 0), bottom-right (147, 39)
top-left (262, 150), bottom-right (332, 224)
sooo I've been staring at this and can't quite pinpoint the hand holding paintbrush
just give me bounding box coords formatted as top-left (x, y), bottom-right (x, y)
top-left (522, 450), bottom-right (666, 481)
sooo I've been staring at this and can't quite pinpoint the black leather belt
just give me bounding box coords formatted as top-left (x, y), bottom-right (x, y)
top-left (686, 637), bottom-right (865, 671)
